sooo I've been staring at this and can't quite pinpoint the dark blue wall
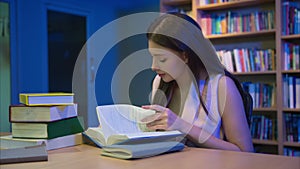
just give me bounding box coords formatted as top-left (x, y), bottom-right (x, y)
top-left (10, 0), bottom-right (159, 105)
top-left (5, 0), bottom-right (159, 128)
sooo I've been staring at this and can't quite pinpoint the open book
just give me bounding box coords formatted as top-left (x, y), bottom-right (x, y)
top-left (83, 104), bottom-right (183, 147)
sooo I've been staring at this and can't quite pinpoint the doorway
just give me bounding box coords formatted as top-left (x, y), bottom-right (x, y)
top-left (47, 10), bottom-right (86, 92)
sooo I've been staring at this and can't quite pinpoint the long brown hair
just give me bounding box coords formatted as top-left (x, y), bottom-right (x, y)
top-left (147, 12), bottom-right (209, 115)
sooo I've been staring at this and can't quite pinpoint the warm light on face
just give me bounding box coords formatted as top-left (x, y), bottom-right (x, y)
top-left (148, 40), bottom-right (187, 83)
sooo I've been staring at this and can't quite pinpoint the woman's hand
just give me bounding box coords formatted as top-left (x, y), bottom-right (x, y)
top-left (141, 105), bottom-right (180, 131)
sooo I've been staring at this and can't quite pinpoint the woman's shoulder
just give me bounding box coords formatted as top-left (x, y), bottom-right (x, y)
top-left (218, 74), bottom-right (237, 89)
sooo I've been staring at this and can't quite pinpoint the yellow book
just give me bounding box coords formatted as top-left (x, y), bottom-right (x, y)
top-left (19, 93), bottom-right (74, 106)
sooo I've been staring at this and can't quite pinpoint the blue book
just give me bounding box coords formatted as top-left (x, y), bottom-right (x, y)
top-left (288, 76), bottom-right (295, 108)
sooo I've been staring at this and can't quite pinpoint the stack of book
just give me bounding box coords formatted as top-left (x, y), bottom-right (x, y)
top-left (0, 93), bottom-right (84, 150)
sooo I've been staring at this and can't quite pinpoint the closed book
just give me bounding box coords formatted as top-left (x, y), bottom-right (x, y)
top-left (0, 144), bottom-right (48, 164)
top-left (296, 78), bottom-right (300, 108)
top-left (101, 141), bottom-right (185, 159)
top-left (19, 93), bottom-right (74, 106)
top-left (9, 104), bottom-right (78, 122)
top-left (12, 117), bottom-right (84, 139)
top-left (0, 133), bottom-right (83, 150)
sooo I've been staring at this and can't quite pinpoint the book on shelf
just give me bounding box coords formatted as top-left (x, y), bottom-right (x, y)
top-left (242, 82), bottom-right (275, 108)
top-left (101, 141), bottom-right (185, 160)
top-left (0, 143), bottom-right (48, 164)
top-left (200, 10), bottom-right (274, 35)
top-left (283, 42), bottom-right (300, 70)
top-left (284, 147), bottom-right (300, 157)
top-left (218, 48), bottom-right (276, 73)
top-left (9, 104), bottom-right (78, 122)
top-left (282, 1), bottom-right (300, 35)
top-left (284, 113), bottom-right (300, 142)
top-left (0, 133), bottom-right (83, 150)
top-left (83, 104), bottom-right (183, 147)
top-left (11, 117), bottom-right (84, 139)
top-left (251, 115), bottom-right (277, 141)
top-left (283, 75), bottom-right (300, 109)
top-left (296, 78), bottom-right (300, 109)
top-left (19, 92), bottom-right (74, 106)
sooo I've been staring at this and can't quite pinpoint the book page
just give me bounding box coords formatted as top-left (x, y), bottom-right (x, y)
top-left (96, 104), bottom-right (155, 140)
top-left (124, 130), bottom-right (182, 139)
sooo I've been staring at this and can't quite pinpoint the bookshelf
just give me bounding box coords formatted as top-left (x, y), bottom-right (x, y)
top-left (160, 0), bottom-right (300, 156)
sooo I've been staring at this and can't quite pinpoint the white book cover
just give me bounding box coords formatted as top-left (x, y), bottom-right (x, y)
top-left (295, 78), bottom-right (300, 108)
top-left (288, 76), bottom-right (295, 108)
top-left (233, 49), bottom-right (242, 72)
top-left (0, 133), bottom-right (83, 150)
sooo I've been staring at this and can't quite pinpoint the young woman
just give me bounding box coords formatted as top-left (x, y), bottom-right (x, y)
top-left (142, 13), bottom-right (254, 152)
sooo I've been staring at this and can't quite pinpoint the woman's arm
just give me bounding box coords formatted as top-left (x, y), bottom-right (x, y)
top-left (142, 76), bottom-right (254, 152)
top-left (183, 76), bottom-right (254, 152)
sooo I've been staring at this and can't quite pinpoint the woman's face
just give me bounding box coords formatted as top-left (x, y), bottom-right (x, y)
top-left (148, 40), bottom-right (188, 83)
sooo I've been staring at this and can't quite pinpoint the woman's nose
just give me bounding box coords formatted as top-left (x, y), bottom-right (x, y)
top-left (151, 59), bottom-right (159, 71)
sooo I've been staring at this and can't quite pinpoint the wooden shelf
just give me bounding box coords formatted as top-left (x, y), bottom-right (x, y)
top-left (232, 71), bottom-right (276, 76)
top-left (282, 108), bottom-right (300, 113)
top-left (253, 107), bottom-right (277, 112)
top-left (281, 34), bottom-right (300, 40)
top-left (284, 142), bottom-right (300, 147)
top-left (282, 70), bottom-right (300, 74)
top-left (252, 139), bottom-right (278, 145)
top-left (205, 29), bottom-right (276, 39)
top-left (196, 0), bottom-right (274, 10)
top-left (162, 0), bottom-right (191, 6)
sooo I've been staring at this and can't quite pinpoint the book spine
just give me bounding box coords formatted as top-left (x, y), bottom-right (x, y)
top-left (19, 94), bottom-right (29, 105)
top-left (47, 117), bottom-right (84, 139)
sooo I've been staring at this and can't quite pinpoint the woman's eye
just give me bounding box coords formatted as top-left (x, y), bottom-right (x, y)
top-left (159, 58), bottom-right (166, 62)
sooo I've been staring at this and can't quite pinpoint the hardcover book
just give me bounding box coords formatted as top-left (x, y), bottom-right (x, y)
top-left (0, 133), bottom-right (83, 150)
top-left (12, 117), bottom-right (84, 139)
top-left (19, 93), bottom-right (74, 106)
top-left (0, 144), bottom-right (48, 164)
top-left (9, 104), bottom-right (78, 122)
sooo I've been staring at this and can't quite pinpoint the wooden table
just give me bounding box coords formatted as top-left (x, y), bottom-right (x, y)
top-left (1, 144), bottom-right (299, 169)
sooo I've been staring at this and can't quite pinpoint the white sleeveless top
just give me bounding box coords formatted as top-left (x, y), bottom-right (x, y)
top-left (151, 74), bottom-right (223, 143)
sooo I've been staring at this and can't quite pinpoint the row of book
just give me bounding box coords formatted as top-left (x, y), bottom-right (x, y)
top-left (0, 93), bottom-right (84, 151)
top-left (284, 147), bottom-right (300, 157)
top-left (200, 10), bottom-right (275, 36)
top-left (241, 82), bottom-right (276, 108)
top-left (283, 42), bottom-right (300, 70)
top-left (285, 113), bottom-right (300, 143)
top-left (282, 1), bottom-right (300, 35)
top-left (282, 75), bottom-right (300, 109)
top-left (251, 115), bottom-right (277, 141)
top-left (198, 0), bottom-right (238, 5)
top-left (217, 48), bottom-right (276, 73)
